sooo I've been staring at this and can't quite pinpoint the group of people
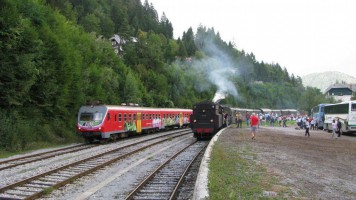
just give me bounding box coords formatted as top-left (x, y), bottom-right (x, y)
top-left (297, 116), bottom-right (319, 131)
top-left (228, 111), bottom-right (345, 140)
top-left (297, 115), bottom-right (343, 138)
top-left (233, 111), bottom-right (259, 139)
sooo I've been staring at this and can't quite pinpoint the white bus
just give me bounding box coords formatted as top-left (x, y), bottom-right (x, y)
top-left (323, 101), bottom-right (356, 133)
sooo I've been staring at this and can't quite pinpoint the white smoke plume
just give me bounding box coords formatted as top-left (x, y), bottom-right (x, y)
top-left (189, 35), bottom-right (241, 103)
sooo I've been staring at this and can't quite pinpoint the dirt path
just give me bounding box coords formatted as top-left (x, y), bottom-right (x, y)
top-left (220, 126), bottom-right (356, 199)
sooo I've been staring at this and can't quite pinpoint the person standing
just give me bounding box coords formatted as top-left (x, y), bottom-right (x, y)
top-left (250, 113), bottom-right (259, 139)
top-left (224, 113), bottom-right (229, 127)
top-left (331, 119), bottom-right (337, 138)
top-left (259, 114), bottom-right (263, 127)
top-left (305, 120), bottom-right (310, 137)
top-left (337, 118), bottom-right (342, 137)
top-left (314, 118), bottom-right (319, 130)
top-left (246, 111), bottom-right (251, 127)
top-left (236, 112), bottom-right (243, 128)
top-left (282, 116), bottom-right (287, 128)
top-left (310, 118), bottom-right (315, 130)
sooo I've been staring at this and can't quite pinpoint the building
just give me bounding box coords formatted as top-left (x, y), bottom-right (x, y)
top-left (324, 83), bottom-right (356, 101)
top-left (110, 34), bottom-right (125, 55)
top-left (109, 34), bottom-right (137, 56)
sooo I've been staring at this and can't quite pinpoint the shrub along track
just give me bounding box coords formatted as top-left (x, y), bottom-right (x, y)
top-left (0, 130), bottom-right (192, 200)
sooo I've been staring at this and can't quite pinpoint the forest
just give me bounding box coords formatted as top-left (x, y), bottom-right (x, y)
top-left (0, 0), bottom-right (335, 152)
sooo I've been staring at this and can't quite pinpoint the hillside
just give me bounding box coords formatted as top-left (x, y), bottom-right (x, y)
top-left (0, 0), bottom-right (335, 152)
top-left (302, 71), bottom-right (356, 92)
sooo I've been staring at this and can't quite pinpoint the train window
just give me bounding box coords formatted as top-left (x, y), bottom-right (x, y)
top-left (129, 114), bottom-right (132, 120)
top-left (146, 114), bottom-right (149, 119)
top-left (124, 114), bottom-right (127, 121)
top-left (115, 114), bottom-right (117, 121)
top-left (107, 113), bottom-right (110, 121)
top-left (134, 114), bottom-right (137, 120)
top-left (80, 112), bottom-right (103, 122)
top-left (118, 114), bottom-right (122, 122)
top-left (149, 114), bottom-right (152, 119)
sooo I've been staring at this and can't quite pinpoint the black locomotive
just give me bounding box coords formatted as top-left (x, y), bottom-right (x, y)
top-left (190, 101), bottom-right (224, 140)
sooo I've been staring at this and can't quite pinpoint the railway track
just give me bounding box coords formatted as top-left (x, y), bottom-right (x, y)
top-left (0, 130), bottom-right (192, 200)
top-left (0, 144), bottom-right (97, 172)
top-left (175, 146), bottom-right (206, 200)
top-left (125, 140), bottom-right (208, 200)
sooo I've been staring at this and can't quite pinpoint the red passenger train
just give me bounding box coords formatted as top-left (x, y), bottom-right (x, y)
top-left (77, 103), bottom-right (192, 143)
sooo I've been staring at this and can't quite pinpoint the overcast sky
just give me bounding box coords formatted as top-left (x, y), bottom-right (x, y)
top-left (144, 0), bottom-right (356, 78)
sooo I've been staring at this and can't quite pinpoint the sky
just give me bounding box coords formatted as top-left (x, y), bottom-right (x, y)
top-left (144, 0), bottom-right (356, 78)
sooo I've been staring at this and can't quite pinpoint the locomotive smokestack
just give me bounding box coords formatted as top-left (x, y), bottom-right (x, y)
top-left (213, 91), bottom-right (226, 103)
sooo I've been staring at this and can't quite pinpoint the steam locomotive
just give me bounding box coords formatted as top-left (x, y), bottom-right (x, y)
top-left (190, 101), bottom-right (225, 140)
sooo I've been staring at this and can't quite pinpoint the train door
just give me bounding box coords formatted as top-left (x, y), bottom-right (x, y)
top-left (179, 112), bottom-right (183, 127)
top-left (137, 112), bottom-right (142, 133)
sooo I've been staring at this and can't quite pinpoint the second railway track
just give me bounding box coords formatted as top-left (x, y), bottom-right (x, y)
top-left (126, 140), bottom-right (208, 200)
top-left (0, 129), bottom-right (192, 200)
top-left (0, 144), bottom-right (95, 172)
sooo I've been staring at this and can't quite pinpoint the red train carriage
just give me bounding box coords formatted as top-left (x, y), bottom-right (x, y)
top-left (77, 104), bottom-right (192, 143)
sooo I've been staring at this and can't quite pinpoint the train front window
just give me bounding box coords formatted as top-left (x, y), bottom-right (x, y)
top-left (80, 112), bottom-right (103, 126)
top-left (80, 112), bottom-right (103, 122)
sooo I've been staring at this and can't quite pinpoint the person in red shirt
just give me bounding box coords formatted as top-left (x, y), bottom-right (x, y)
top-left (250, 113), bottom-right (259, 139)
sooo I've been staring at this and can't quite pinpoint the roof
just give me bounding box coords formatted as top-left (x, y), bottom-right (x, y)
top-left (324, 83), bottom-right (353, 94)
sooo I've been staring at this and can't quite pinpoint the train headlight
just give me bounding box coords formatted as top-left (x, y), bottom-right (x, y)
top-left (99, 127), bottom-right (101, 130)
top-left (194, 119), bottom-right (197, 123)
top-left (210, 119), bottom-right (214, 123)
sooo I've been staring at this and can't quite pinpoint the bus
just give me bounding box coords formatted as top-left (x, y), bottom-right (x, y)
top-left (311, 104), bottom-right (331, 129)
top-left (323, 101), bottom-right (356, 133)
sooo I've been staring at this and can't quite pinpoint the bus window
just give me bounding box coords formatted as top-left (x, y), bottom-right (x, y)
top-left (352, 103), bottom-right (356, 111)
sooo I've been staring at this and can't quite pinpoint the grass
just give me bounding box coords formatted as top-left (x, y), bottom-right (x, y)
top-left (42, 187), bottom-right (54, 195)
top-left (208, 140), bottom-right (290, 199)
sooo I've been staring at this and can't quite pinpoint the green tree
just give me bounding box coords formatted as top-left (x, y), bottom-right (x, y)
top-left (182, 27), bottom-right (197, 56)
top-left (123, 71), bottom-right (141, 104)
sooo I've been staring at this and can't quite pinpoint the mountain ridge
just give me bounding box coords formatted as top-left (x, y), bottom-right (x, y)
top-left (302, 71), bottom-right (356, 92)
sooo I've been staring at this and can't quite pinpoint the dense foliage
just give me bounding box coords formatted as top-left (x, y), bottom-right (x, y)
top-left (0, 0), bottom-right (334, 152)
